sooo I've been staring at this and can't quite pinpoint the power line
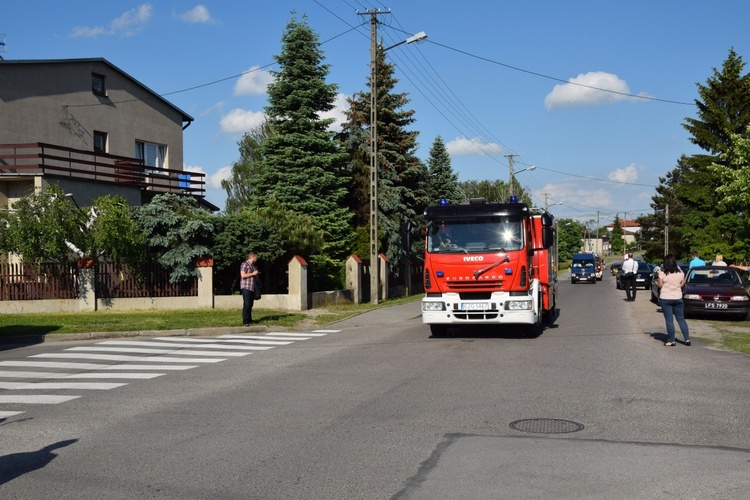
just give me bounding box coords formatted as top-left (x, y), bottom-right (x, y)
top-left (424, 39), bottom-right (694, 106)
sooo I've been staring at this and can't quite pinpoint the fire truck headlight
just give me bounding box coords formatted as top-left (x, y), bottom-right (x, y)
top-left (422, 302), bottom-right (446, 312)
top-left (506, 300), bottom-right (532, 311)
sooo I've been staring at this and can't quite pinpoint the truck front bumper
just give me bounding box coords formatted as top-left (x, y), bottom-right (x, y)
top-left (422, 292), bottom-right (538, 326)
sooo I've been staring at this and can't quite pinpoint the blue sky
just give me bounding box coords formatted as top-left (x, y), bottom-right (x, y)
top-left (3, 1), bottom-right (749, 224)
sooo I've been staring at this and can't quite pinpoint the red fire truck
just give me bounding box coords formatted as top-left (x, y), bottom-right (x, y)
top-left (421, 198), bottom-right (557, 336)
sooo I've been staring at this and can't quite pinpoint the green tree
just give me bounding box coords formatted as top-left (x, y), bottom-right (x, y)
top-left (248, 15), bottom-right (352, 287)
top-left (1, 185), bottom-right (146, 272)
top-left (610, 215), bottom-right (625, 256)
top-left (1, 185), bottom-right (81, 265)
top-left (211, 198), bottom-right (324, 294)
top-left (640, 49), bottom-right (750, 263)
top-left (683, 48), bottom-right (750, 156)
top-left (711, 128), bottom-right (750, 212)
top-left (427, 136), bottom-right (463, 204)
top-left (222, 120), bottom-right (273, 214)
top-left (556, 218), bottom-right (584, 261)
top-left (88, 195), bottom-right (146, 270)
top-left (135, 194), bottom-right (214, 283)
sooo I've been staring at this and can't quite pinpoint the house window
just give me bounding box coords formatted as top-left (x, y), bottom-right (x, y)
top-left (135, 141), bottom-right (167, 170)
top-left (92, 73), bottom-right (107, 96)
top-left (93, 131), bottom-right (107, 153)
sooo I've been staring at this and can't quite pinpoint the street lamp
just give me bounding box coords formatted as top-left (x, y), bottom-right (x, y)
top-left (509, 163), bottom-right (535, 200)
top-left (369, 22), bottom-right (427, 305)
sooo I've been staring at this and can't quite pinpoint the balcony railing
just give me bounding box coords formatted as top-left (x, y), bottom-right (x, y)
top-left (0, 142), bottom-right (205, 197)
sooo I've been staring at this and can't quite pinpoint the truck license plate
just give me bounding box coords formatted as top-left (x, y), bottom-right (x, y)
top-left (460, 303), bottom-right (487, 311)
top-left (704, 303), bottom-right (728, 309)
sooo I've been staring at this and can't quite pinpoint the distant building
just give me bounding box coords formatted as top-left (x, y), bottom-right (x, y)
top-left (0, 57), bottom-right (217, 211)
top-left (605, 219), bottom-right (640, 247)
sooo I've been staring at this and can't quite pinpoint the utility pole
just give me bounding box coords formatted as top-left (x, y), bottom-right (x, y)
top-left (596, 210), bottom-right (600, 255)
top-left (506, 154), bottom-right (518, 199)
top-left (358, 9), bottom-right (390, 305)
top-left (664, 204), bottom-right (669, 256)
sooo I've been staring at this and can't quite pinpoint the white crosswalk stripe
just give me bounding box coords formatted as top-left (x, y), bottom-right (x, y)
top-left (0, 361), bottom-right (196, 370)
top-left (0, 382), bottom-right (127, 390)
top-left (66, 347), bottom-right (255, 355)
top-left (0, 329), bottom-right (338, 418)
top-left (0, 395), bottom-right (81, 404)
top-left (99, 340), bottom-right (282, 349)
top-left (0, 370), bottom-right (164, 379)
top-left (154, 337), bottom-right (295, 345)
top-left (31, 353), bottom-right (225, 363)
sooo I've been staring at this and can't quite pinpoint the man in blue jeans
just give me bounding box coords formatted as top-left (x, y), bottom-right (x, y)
top-left (240, 251), bottom-right (260, 325)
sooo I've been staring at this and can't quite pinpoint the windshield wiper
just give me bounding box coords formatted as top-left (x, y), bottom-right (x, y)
top-left (473, 254), bottom-right (510, 279)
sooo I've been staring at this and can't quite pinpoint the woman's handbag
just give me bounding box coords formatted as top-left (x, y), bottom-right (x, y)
top-left (253, 279), bottom-right (262, 300)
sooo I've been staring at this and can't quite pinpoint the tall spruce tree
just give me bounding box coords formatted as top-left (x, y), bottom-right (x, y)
top-left (339, 41), bottom-right (428, 267)
top-left (247, 15), bottom-right (352, 287)
top-left (427, 136), bottom-right (463, 204)
top-left (683, 48), bottom-right (750, 156)
top-left (640, 49), bottom-right (750, 263)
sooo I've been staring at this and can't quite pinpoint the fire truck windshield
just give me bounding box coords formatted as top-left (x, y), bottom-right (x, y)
top-left (428, 218), bottom-right (524, 253)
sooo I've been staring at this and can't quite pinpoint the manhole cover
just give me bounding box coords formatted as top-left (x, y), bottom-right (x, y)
top-left (509, 418), bottom-right (584, 434)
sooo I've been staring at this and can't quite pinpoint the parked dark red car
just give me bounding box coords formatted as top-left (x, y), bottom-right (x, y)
top-left (682, 266), bottom-right (750, 320)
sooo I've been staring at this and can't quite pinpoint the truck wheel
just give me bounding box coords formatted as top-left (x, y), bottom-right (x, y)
top-left (430, 324), bottom-right (448, 337)
top-left (571, 278), bottom-right (575, 284)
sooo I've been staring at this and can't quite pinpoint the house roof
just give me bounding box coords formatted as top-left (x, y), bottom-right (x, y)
top-left (0, 57), bottom-right (194, 125)
top-left (606, 219), bottom-right (640, 229)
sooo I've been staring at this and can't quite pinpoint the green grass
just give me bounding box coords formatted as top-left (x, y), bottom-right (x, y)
top-left (700, 320), bottom-right (750, 356)
top-left (0, 294), bottom-right (423, 337)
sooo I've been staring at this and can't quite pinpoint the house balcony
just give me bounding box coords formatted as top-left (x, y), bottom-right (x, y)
top-left (0, 142), bottom-right (205, 198)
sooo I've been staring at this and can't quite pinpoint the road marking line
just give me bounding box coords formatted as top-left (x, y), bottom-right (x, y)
top-left (264, 332), bottom-right (329, 337)
top-left (0, 361), bottom-right (196, 370)
top-left (99, 340), bottom-right (283, 349)
top-left (0, 395), bottom-right (81, 404)
top-left (154, 337), bottom-right (294, 345)
top-left (31, 353), bottom-right (225, 363)
top-left (66, 347), bottom-right (255, 356)
top-left (0, 370), bottom-right (164, 379)
top-left (0, 382), bottom-right (127, 390)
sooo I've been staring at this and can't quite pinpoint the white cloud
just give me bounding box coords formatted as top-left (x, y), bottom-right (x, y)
top-left (608, 163), bottom-right (639, 184)
top-left (178, 5), bottom-right (216, 24)
top-left (446, 137), bottom-right (504, 156)
top-left (219, 108), bottom-right (266, 134)
top-left (184, 164), bottom-right (231, 189)
top-left (545, 71), bottom-right (634, 110)
top-left (321, 93), bottom-right (349, 133)
top-left (73, 3), bottom-right (153, 38)
top-left (234, 67), bottom-right (275, 96)
top-left (534, 182), bottom-right (614, 210)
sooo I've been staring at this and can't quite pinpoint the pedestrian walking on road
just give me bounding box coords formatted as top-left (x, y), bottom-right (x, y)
top-left (240, 251), bottom-right (260, 326)
top-left (657, 254), bottom-right (691, 347)
top-left (621, 252), bottom-right (639, 301)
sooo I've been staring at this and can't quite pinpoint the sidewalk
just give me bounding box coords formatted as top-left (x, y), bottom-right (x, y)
top-left (0, 301), bottom-right (425, 346)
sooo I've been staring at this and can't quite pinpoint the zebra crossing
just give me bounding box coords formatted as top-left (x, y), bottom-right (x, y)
top-left (0, 329), bottom-right (340, 420)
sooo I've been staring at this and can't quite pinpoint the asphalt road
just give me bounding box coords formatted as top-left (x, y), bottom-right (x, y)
top-left (1, 269), bottom-right (749, 499)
